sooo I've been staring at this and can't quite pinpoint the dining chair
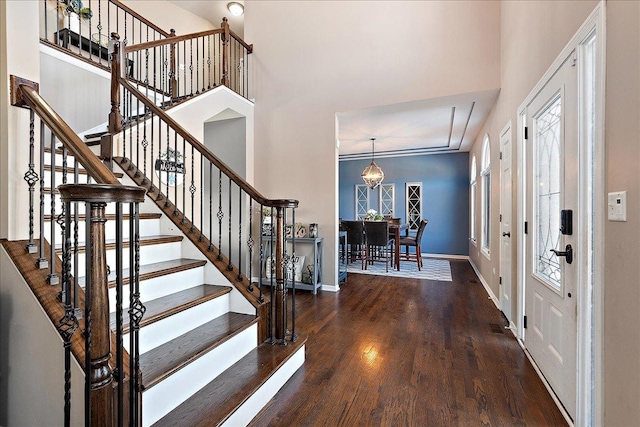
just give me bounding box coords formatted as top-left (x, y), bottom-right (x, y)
top-left (364, 220), bottom-right (394, 272)
top-left (399, 219), bottom-right (429, 270)
top-left (343, 220), bottom-right (367, 269)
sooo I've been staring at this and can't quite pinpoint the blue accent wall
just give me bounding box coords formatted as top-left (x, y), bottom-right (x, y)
top-left (339, 152), bottom-right (469, 256)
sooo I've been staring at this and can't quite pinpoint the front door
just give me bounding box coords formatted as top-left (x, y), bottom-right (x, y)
top-left (524, 51), bottom-right (577, 419)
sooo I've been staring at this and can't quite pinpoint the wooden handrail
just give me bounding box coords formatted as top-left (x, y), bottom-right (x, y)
top-left (14, 80), bottom-right (120, 186)
top-left (110, 0), bottom-right (171, 37)
top-left (117, 77), bottom-right (297, 210)
top-left (124, 28), bottom-right (225, 53)
top-left (230, 29), bottom-right (253, 53)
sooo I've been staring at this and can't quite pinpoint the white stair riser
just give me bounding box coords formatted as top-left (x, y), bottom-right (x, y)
top-left (123, 294), bottom-right (231, 354)
top-left (222, 345), bottom-right (305, 427)
top-left (141, 323), bottom-right (258, 427)
top-left (72, 242), bottom-right (183, 276)
top-left (107, 266), bottom-right (205, 312)
top-left (44, 217), bottom-right (161, 244)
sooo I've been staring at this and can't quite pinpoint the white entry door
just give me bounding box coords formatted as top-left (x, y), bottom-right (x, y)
top-left (524, 52), bottom-right (577, 419)
top-left (500, 125), bottom-right (512, 322)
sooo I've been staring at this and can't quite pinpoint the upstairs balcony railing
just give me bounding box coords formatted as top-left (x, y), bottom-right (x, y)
top-left (40, 0), bottom-right (252, 102)
top-left (41, 0), bottom-right (171, 70)
top-left (124, 18), bottom-right (252, 105)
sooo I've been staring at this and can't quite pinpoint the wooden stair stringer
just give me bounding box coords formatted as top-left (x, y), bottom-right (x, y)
top-left (113, 156), bottom-right (271, 342)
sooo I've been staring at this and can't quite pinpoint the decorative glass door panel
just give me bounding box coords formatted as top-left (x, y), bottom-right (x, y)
top-left (355, 185), bottom-right (369, 220)
top-left (533, 94), bottom-right (563, 290)
top-left (379, 184), bottom-right (395, 216)
top-left (406, 183), bottom-right (422, 231)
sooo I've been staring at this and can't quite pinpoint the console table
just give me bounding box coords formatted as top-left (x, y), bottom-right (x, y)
top-left (260, 236), bottom-right (323, 294)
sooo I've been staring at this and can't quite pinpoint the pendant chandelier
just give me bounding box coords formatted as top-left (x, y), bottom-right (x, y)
top-left (361, 138), bottom-right (385, 189)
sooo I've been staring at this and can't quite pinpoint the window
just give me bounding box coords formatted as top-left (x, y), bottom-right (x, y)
top-left (355, 185), bottom-right (370, 220)
top-left (481, 135), bottom-right (491, 255)
top-left (379, 183), bottom-right (395, 216)
top-left (406, 182), bottom-right (422, 231)
top-left (470, 156), bottom-right (477, 244)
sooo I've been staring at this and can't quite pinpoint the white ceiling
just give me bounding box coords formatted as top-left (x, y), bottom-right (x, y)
top-left (337, 89), bottom-right (500, 160)
top-left (165, 2), bottom-right (499, 160)
top-left (167, 0), bottom-right (244, 37)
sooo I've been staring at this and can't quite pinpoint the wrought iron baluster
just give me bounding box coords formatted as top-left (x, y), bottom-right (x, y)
top-left (196, 36), bottom-right (200, 94)
top-left (291, 207), bottom-right (297, 342)
top-left (199, 153), bottom-right (203, 241)
top-left (208, 163), bottom-right (213, 251)
top-left (149, 111), bottom-right (155, 193)
top-left (48, 133), bottom-right (59, 285)
top-left (217, 169), bottom-right (223, 260)
top-left (37, 121), bottom-right (48, 266)
top-left (181, 137), bottom-right (186, 224)
top-left (97, 0), bottom-right (103, 66)
top-left (84, 202), bottom-right (92, 427)
top-left (164, 124), bottom-right (170, 208)
top-left (247, 199), bottom-right (254, 292)
top-left (128, 201), bottom-right (144, 426)
top-left (173, 132), bottom-right (179, 216)
top-left (258, 204), bottom-right (264, 302)
top-left (189, 144), bottom-right (196, 232)
top-left (128, 93), bottom-right (134, 170)
top-left (189, 38), bottom-right (194, 97)
top-left (73, 163), bottom-right (79, 317)
top-left (183, 40), bottom-right (187, 99)
top-left (207, 34), bottom-right (212, 90)
top-left (227, 179), bottom-right (232, 271)
top-left (24, 111), bottom-right (37, 254)
top-left (269, 207), bottom-right (275, 343)
top-left (237, 186), bottom-right (242, 280)
top-left (156, 119), bottom-right (163, 202)
top-left (58, 199), bottom-right (77, 427)
top-left (141, 113), bottom-right (148, 184)
top-left (115, 202), bottom-right (124, 427)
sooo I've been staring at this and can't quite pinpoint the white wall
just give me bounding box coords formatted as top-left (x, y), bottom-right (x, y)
top-left (0, 246), bottom-right (84, 426)
top-left (245, 0), bottom-right (501, 288)
top-left (1, 0), bottom-right (41, 241)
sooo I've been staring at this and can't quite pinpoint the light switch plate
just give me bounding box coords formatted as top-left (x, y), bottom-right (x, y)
top-left (608, 191), bottom-right (627, 222)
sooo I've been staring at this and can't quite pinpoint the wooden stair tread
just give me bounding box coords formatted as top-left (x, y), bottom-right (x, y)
top-left (141, 312), bottom-right (258, 390)
top-left (110, 284), bottom-right (231, 333)
top-left (152, 336), bottom-right (306, 427)
top-left (54, 234), bottom-right (182, 254)
top-left (77, 258), bottom-right (207, 288)
top-left (44, 164), bottom-right (124, 178)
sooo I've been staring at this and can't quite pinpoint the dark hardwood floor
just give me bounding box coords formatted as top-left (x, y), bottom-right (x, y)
top-left (249, 259), bottom-right (567, 427)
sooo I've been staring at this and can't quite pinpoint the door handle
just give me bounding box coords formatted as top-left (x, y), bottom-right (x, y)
top-left (502, 232), bottom-right (511, 237)
top-left (550, 244), bottom-right (573, 264)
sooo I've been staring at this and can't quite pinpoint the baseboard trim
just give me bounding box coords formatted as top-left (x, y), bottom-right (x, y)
top-left (468, 258), bottom-right (499, 309)
top-left (421, 253), bottom-right (469, 260)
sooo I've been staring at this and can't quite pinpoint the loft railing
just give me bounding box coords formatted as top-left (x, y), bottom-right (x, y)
top-left (10, 75), bottom-right (145, 426)
top-left (109, 34), bottom-right (298, 345)
top-left (40, 0), bottom-right (170, 70)
top-left (123, 18), bottom-right (252, 106)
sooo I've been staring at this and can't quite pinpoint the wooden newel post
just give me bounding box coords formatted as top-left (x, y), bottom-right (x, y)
top-left (105, 32), bottom-right (124, 170)
top-left (221, 17), bottom-right (230, 88)
top-left (169, 29), bottom-right (177, 100)
top-left (274, 206), bottom-right (287, 343)
top-left (58, 184), bottom-right (146, 427)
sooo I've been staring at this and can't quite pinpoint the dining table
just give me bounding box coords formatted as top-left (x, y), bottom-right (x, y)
top-left (387, 221), bottom-right (408, 271)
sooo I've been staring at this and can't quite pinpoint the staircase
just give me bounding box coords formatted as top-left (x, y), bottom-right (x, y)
top-left (36, 146), bottom-right (306, 426)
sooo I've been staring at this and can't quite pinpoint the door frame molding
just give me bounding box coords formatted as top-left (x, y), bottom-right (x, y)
top-left (499, 120), bottom-right (513, 325)
top-left (515, 2), bottom-right (605, 425)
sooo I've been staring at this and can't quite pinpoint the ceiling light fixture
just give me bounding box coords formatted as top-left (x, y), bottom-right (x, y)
top-left (227, 2), bottom-right (244, 16)
top-left (361, 138), bottom-right (385, 189)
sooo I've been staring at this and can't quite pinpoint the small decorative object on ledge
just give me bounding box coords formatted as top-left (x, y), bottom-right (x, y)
top-left (285, 224), bottom-right (293, 238)
top-left (309, 223), bottom-right (318, 238)
top-left (365, 209), bottom-right (383, 221)
top-left (295, 222), bottom-right (306, 238)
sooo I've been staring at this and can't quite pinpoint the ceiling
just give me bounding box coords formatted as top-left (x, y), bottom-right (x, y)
top-left (165, 2), bottom-right (499, 160)
top-left (167, 0), bottom-right (244, 37)
top-left (337, 89), bottom-right (500, 160)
